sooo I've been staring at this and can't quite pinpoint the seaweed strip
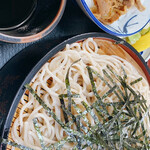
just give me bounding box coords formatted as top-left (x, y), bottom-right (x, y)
top-left (72, 100), bottom-right (91, 128)
top-left (2, 139), bottom-right (33, 150)
top-left (65, 59), bottom-right (81, 112)
top-left (86, 66), bottom-right (109, 116)
top-left (81, 101), bottom-right (99, 124)
top-left (121, 65), bottom-right (127, 81)
top-left (118, 119), bottom-right (123, 150)
top-left (101, 85), bottom-right (117, 100)
top-left (107, 103), bottom-right (127, 131)
top-left (81, 101), bottom-right (110, 148)
top-left (123, 141), bottom-right (139, 150)
top-left (76, 116), bottom-right (82, 150)
top-left (33, 118), bottom-right (46, 150)
top-left (130, 77), bottom-right (143, 86)
top-left (59, 94), bottom-right (80, 98)
top-left (102, 69), bottom-right (125, 101)
top-left (61, 104), bottom-right (76, 123)
top-left (91, 67), bottom-right (124, 102)
top-left (47, 137), bottom-right (75, 150)
top-left (91, 102), bottom-right (108, 119)
top-left (59, 96), bottom-right (69, 123)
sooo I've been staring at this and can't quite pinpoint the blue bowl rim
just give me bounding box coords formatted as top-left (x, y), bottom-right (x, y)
top-left (80, 0), bottom-right (150, 37)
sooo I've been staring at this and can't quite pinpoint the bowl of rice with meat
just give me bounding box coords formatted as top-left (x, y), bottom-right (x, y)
top-left (76, 0), bottom-right (150, 36)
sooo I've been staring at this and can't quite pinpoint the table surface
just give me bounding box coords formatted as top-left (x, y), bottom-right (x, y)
top-left (0, 0), bottom-right (101, 69)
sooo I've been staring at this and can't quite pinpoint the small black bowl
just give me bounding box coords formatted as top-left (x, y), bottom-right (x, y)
top-left (0, 0), bottom-right (66, 43)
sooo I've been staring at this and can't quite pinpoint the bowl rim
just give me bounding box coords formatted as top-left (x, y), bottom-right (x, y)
top-left (1, 32), bottom-right (150, 149)
top-left (0, 0), bottom-right (67, 43)
top-left (80, 0), bottom-right (150, 37)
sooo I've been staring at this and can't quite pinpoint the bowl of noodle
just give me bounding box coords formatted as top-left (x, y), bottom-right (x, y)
top-left (1, 33), bottom-right (150, 150)
top-left (75, 0), bottom-right (150, 36)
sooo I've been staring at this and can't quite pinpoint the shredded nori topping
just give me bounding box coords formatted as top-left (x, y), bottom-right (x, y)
top-left (2, 61), bottom-right (150, 150)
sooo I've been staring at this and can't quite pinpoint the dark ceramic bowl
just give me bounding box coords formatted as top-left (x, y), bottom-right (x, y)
top-left (1, 32), bottom-right (150, 149)
top-left (0, 0), bottom-right (66, 43)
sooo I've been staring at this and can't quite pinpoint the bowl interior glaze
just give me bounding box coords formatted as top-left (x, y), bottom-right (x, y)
top-left (0, 0), bottom-right (66, 43)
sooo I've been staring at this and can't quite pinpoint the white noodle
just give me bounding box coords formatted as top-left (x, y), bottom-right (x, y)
top-left (11, 38), bottom-right (150, 150)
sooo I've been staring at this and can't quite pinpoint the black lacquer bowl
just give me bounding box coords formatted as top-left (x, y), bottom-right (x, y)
top-left (1, 33), bottom-right (150, 149)
top-left (0, 0), bottom-right (66, 43)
